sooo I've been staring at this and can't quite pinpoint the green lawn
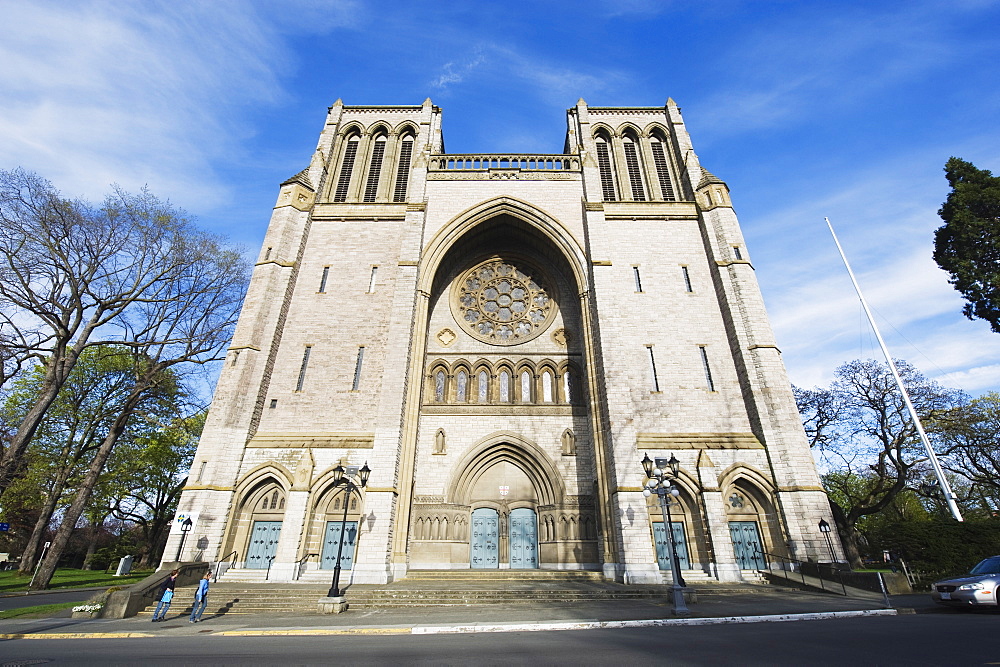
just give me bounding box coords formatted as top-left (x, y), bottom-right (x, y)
top-left (0, 601), bottom-right (79, 620)
top-left (0, 568), bottom-right (154, 593)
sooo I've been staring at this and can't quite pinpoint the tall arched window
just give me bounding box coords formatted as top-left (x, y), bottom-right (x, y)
top-left (520, 370), bottom-right (532, 403)
top-left (333, 134), bottom-right (360, 202)
top-left (477, 370), bottom-right (489, 403)
top-left (434, 370), bottom-right (446, 402)
top-left (649, 134), bottom-right (676, 201)
top-left (499, 370), bottom-right (511, 403)
top-left (594, 134), bottom-right (617, 201)
top-left (563, 370), bottom-right (572, 404)
top-left (456, 369), bottom-right (468, 402)
top-left (363, 134), bottom-right (387, 202)
top-left (542, 370), bottom-right (554, 403)
top-left (622, 134), bottom-right (646, 201)
top-left (393, 134), bottom-right (414, 202)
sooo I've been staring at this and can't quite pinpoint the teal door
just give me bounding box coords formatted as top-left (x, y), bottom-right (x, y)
top-left (321, 521), bottom-right (358, 570)
top-left (470, 508), bottom-right (499, 569)
top-left (509, 508), bottom-right (538, 569)
top-left (246, 521), bottom-right (281, 569)
top-left (653, 522), bottom-right (690, 570)
top-left (729, 521), bottom-right (765, 569)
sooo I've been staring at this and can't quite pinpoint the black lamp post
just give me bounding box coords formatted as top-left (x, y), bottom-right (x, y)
top-left (642, 452), bottom-right (690, 616)
top-left (327, 462), bottom-right (370, 599)
top-left (176, 517), bottom-right (193, 561)
top-left (818, 518), bottom-right (837, 563)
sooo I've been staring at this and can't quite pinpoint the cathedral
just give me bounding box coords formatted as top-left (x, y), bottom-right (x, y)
top-left (164, 98), bottom-right (838, 585)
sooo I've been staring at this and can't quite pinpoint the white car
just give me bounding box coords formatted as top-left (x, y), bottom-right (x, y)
top-left (932, 556), bottom-right (1000, 608)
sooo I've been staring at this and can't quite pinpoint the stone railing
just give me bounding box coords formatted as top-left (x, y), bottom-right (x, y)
top-left (429, 154), bottom-right (581, 171)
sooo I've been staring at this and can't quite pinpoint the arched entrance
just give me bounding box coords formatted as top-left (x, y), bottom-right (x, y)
top-left (724, 478), bottom-right (782, 570)
top-left (224, 477), bottom-right (287, 570)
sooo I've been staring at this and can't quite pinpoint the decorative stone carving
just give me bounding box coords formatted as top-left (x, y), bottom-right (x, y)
top-left (434, 428), bottom-right (446, 455)
top-left (436, 328), bottom-right (456, 346)
top-left (561, 428), bottom-right (576, 456)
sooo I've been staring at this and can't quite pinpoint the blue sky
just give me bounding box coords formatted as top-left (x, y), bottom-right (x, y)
top-left (3, 0), bottom-right (1000, 396)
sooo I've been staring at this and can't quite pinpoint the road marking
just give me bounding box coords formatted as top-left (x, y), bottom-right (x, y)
top-left (214, 628), bottom-right (412, 636)
top-left (0, 632), bottom-right (156, 640)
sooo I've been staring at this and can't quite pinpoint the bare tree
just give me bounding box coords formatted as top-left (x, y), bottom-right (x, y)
top-left (0, 168), bottom-right (247, 498)
top-left (29, 218), bottom-right (248, 589)
top-left (795, 359), bottom-right (966, 566)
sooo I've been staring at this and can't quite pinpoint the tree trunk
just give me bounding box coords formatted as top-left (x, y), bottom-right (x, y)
top-left (831, 503), bottom-right (864, 569)
top-left (0, 347), bottom-right (84, 498)
top-left (81, 521), bottom-right (99, 570)
top-left (30, 382), bottom-right (148, 590)
top-left (17, 468), bottom-right (72, 576)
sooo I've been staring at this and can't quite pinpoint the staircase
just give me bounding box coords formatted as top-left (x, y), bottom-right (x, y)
top-left (137, 569), bottom-right (778, 617)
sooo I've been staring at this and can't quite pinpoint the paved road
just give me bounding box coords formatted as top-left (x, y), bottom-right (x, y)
top-left (0, 587), bottom-right (105, 612)
top-left (0, 611), bottom-right (995, 665)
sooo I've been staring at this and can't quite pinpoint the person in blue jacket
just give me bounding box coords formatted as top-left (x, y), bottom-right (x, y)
top-left (189, 571), bottom-right (212, 623)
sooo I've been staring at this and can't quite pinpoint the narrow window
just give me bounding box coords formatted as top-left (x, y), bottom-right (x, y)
top-left (563, 371), bottom-right (572, 403)
top-left (682, 266), bottom-right (693, 293)
top-left (333, 135), bottom-right (359, 202)
top-left (520, 371), bottom-right (531, 403)
top-left (269, 399), bottom-right (277, 409)
top-left (733, 246), bottom-right (743, 261)
top-left (499, 371), bottom-right (510, 403)
top-left (477, 370), bottom-right (489, 403)
top-left (650, 137), bottom-right (676, 201)
top-left (352, 346), bottom-right (365, 390)
top-left (264, 247), bottom-right (272, 261)
top-left (633, 266), bottom-right (643, 293)
top-left (595, 137), bottom-right (616, 202)
top-left (434, 370), bottom-right (445, 402)
top-left (393, 135), bottom-right (414, 203)
top-left (622, 136), bottom-right (646, 201)
top-left (295, 346), bottom-right (312, 392)
top-left (542, 371), bottom-right (554, 403)
top-left (231, 350), bottom-right (240, 366)
top-left (196, 461), bottom-right (207, 483)
top-left (367, 266), bottom-right (378, 293)
top-left (318, 266), bottom-right (330, 293)
top-left (363, 135), bottom-right (387, 203)
top-left (456, 370), bottom-right (468, 402)
top-left (700, 346), bottom-right (715, 391)
top-left (647, 346), bottom-right (660, 392)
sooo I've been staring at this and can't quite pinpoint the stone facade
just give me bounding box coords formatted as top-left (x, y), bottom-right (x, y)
top-left (164, 98), bottom-right (840, 585)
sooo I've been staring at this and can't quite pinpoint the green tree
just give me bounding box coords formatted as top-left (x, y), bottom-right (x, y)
top-left (795, 359), bottom-right (966, 567)
top-left (934, 157), bottom-right (1000, 333)
top-left (935, 392), bottom-right (1000, 511)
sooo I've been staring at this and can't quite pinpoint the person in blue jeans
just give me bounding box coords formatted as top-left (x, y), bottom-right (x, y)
top-left (189, 572), bottom-right (211, 623)
top-left (151, 569), bottom-right (179, 622)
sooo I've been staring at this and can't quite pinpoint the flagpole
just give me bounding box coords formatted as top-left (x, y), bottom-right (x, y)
top-left (825, 217), bottom-right (963, 522)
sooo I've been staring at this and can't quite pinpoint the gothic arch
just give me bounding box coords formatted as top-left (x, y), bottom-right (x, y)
top-left (448, 432), bottom-right (565, 506)
top-left (418, 197), bottom-right (588, 296)
top-left (234, 463), bottom-right (293, 499)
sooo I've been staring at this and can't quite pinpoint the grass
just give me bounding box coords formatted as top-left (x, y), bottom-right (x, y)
top-left (0, 568), bottom-right (154, 593)
top-left (0, 601), bottom-right (79, 620)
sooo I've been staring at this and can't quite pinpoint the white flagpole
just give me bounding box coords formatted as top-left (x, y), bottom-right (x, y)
top-left (825, 217), bottom-right (963, 522)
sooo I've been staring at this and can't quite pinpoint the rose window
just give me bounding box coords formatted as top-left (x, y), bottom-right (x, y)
top-left (452, 259), bottom-right (556, 345)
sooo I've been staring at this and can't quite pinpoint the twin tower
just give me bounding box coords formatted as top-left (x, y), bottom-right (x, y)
top-left (165, 98), bottom-right (837, 585)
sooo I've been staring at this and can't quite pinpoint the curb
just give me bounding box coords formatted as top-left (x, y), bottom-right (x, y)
top-left (0, 609), bottom-right (897, 640)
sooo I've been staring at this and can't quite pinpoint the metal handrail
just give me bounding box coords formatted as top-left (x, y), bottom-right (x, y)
top-left (265, 556), bottom-right (276, 581)
top-left (215, 550), bottom-right (238, 582)
top-left (757, 549), bottom-right (848, 596)
top-left (294, 553), bottom-right (319, 580)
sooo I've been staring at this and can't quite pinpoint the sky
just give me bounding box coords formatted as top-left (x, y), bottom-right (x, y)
top-left (2, 0), bottom-right (999, 397)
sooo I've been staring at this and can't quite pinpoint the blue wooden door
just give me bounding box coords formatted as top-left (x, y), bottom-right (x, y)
top-left (321, 521), bottom-right (358, 570)
top-left (653, 522), bottom-right (690, 570)
top-left (729, 521), bottom-right (765, 569)
top-left (509, 508), bottom-right (538, 569)
top-left (246, 521), bottom-right (281, 569)
top-left (470, 508), bottom-right (499, 569)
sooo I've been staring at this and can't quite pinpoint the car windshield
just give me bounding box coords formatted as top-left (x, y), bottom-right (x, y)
top-left (969, 557), bottom-right (1000, 575)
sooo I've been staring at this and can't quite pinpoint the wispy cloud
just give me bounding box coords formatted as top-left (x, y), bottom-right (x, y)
top-left (431, 53), bottom-right (487, 89)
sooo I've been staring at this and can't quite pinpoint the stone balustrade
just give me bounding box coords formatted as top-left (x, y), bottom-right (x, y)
top-left (430, 154), bottom-right (580, 171)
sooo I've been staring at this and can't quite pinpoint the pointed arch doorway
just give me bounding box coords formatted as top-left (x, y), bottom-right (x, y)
top-left (466, 459), bottom-right (540, 569)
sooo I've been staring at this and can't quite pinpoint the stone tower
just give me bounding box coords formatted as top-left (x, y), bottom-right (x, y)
top-left (165, 98), bottom-right (837, 584)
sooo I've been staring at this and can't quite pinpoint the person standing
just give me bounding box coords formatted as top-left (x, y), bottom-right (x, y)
top-left (151, 569), bottom-right (179, 622)
top-left (189, 571), bottom-right (211, 623)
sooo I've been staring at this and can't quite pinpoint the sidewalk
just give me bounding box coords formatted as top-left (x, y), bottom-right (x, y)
top-left (0, 589), bottom-right (938, 640)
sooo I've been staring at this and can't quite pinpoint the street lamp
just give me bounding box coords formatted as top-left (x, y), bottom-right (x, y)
top-left (327, 461), bottom-right (370, 600)
top-left (642, 452), bottom-right (690, 616)
top-left (176, 517), bottom-right (193, 561)
top-left (818, 518), bottom-right (837, 563)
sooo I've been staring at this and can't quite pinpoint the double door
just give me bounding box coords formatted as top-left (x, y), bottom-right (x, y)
top-left (321, 521), bottom-right (358, 570)
top-left (247, 521), bottom-right (282, 569)
top-left (470, 507), bottom-right (538, 569)
top-left (729, 521), bottom-right (766, 570)
top-left (653, 521), bottom-right (690, 571)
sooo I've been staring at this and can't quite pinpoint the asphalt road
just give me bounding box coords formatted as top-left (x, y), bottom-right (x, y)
top-left (0, 587), bottom-right (103, 612)
top-left (0, 612), bottom-right (996, 666)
